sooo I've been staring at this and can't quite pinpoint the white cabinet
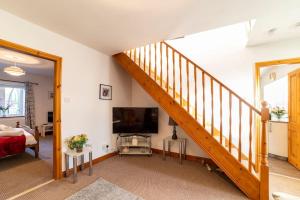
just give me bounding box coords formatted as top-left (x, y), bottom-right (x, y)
top-left (268, 121), bottom-right (288, 158)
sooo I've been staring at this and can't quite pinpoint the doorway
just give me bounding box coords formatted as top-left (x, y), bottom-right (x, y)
top-left (255, 57), bottom-right (300, 197)
top-left (0, 39), bottom-right (62, 179)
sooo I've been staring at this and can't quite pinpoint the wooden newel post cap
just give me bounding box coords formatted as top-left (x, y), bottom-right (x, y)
top-left (261, 101), bottom-right (269, 122)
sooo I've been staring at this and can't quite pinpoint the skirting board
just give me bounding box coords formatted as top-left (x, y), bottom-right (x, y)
top-left (151, 148), bottom-right (217, 167)
top-left (62, 151), bottom-right (118, 176)
top-left (269, 153), bottom-right (288, 161)
top-left (62, 149), bottom-right (217, 176)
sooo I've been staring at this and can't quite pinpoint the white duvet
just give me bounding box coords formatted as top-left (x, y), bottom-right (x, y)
top-left (0, 125), bottom-right (37, 145)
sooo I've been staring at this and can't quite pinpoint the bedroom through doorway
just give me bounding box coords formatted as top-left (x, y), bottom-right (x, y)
top-left (0, 40), bottom-right (62, 200)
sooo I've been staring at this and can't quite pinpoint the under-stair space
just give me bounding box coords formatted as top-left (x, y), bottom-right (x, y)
top-left (114, 41), bottom-right (270, 200)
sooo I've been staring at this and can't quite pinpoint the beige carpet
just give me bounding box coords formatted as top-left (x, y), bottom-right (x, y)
top-left (15, 154), bottom-right (247, 200)
top-left (0, 135), bottom-right (53, 200)
top-left (269, 157), bottom-right (300, 198)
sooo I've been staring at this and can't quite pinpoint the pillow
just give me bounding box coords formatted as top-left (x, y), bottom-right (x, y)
top-left (0, 128), bottom-right (24, 137)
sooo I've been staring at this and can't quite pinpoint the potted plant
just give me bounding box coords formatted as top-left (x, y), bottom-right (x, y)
top-left (66, 134), bottom-right (88, 153)
top-left (271, 106), bottom-right (286, 120)
top-left (0, 104), bottom-right (11, 117)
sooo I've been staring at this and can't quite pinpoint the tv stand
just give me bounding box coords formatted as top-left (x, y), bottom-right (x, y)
top-left (117, 134), bottom-right (152, 156)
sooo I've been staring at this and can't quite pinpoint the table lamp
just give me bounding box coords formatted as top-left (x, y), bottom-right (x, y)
top-left (168, 117), bottom-right (178, 140)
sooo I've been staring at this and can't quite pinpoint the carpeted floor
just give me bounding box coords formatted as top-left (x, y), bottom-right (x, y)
top-left (3, 146), bottom-right (300, 200)
top-left (269, 157), bottom-right (300, 198)
top-left (0, 135), bottom-right (53, 200)
top-left (15, 154), bottom-right (247, 200)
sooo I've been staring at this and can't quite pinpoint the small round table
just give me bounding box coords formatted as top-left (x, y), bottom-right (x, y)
top-left (64, 147), bottom-right (93, 183)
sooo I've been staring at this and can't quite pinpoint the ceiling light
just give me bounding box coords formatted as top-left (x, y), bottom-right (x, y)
top-left (4, 66), bottom-right (26, 76)
top-left (295, 22), bottom-right (300, 28)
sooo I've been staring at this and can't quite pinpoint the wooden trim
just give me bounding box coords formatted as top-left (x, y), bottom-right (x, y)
top-left (220, 85), bottom-right (223, 144)
top-left (160, 42), bottom-right (163, 87)
top-left (229, 92), bottom-right (232, 153)
top-left (63, 152), bottom-right (117, 176)
top-left (202, 71), bottom-right (206, 128)
top-left (179, 55), bottom-right (182, 106)
top-left (154, 43), bottom-right (157, 82)
top-left (255, 57), bottom-right (300, 108)
top-left (194, 66), bottom-right (198, 120)
top-left (211, 78), bottom-right (214, 135)
top-left (238, 100), bottom-right (242, 162)
top-left (254, 57), bottom-right (300, 173)
top-left (151, 148), bottom-right (216, 165)
top-left (148, 44), bottom-right (151, 76)
top-left (0, 39), bottom-right (62, 180)
top-left (166, 46), bottom-right (169, 92)
top-left (187, 61), bottom-right (190, 113)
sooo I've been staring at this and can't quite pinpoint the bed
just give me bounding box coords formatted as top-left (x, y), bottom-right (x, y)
top-left (0, 122), bottom-right (39, 158)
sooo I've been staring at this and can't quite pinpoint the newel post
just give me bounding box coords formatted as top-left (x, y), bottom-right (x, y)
top-left (260, 101), bottom-right (269, 200)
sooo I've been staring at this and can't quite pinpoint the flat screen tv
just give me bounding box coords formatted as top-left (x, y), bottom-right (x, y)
top-left (113, 107), bottom-right (158, 134)
top-left (48, 112), bottom-right (53, 123)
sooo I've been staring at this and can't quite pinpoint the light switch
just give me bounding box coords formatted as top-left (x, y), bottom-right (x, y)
top-left (64, 97), bottom-right (71, 103)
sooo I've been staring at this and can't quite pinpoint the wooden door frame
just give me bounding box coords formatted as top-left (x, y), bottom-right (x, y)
top-left (255, 57), bottom-right (300, 170)
top-left (0, 39), bottom-right (62, 179)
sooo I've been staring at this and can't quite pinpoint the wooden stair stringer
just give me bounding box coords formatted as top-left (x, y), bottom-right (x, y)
top-left (114, 52), bottom-right (260, 200)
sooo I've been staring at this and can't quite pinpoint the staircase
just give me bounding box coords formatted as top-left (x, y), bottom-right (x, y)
top-left (113, 41), bottom-right (269, 200)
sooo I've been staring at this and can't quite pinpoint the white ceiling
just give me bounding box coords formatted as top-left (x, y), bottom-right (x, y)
top-left (0, 0), bottom-right (281, 55)
top-left (0, 0), bottom-right (299, 55)
top-left (0, 47), bottom-right (54, 76)
top-left (247, 0), bottom-right (300, 46)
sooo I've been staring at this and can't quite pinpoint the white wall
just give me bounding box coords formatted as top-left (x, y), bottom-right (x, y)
top-left (0, 9), bottom-right (132, 168)
top-left (132, 80), bottom-right (208, 157)
top-left (0, 72), bottom-right (53, 128)
top-left (168, 23), bottom-right (300, 103)
top-left (131, 23), bottom-right (300, 158)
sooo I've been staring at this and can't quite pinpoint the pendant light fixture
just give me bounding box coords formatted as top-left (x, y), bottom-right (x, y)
top-left (4, 62), bottom-right (26, 76)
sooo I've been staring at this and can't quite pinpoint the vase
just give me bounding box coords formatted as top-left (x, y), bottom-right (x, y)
top-left (76, 146), bottom-right (83, 153)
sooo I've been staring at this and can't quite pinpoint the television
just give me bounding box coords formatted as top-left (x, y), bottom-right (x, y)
top-left (113, 107), bottom-right (158, 134)
top-left (48, 112), bottom-right (53, 123)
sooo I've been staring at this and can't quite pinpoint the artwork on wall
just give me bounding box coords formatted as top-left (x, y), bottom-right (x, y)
top-left (99, 84), bottom-right (112, 100)
top-left (48, 91), bottom-right (54, 99)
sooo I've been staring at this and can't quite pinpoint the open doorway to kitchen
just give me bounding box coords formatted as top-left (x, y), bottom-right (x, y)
top-left (256, 58), bottom-right (300, 197)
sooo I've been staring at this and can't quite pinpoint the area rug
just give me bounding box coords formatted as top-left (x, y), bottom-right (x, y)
top-left (65, 178), bottom-right (143, 200)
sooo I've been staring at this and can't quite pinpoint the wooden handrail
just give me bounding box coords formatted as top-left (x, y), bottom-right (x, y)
top-left (163, 41), bottom-right (261, 115)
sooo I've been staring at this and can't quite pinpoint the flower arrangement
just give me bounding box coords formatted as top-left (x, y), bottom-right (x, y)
top-left (66, 134), bottom-right (88, 152)
top-left (271, 106), bottom-right (286, 119)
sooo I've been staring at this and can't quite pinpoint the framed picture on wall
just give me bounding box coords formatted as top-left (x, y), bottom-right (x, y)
top-left (99, 84), bottom-right (112, 100)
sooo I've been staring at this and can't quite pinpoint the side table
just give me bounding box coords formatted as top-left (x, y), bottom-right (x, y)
top-left (163, 136), bottom-right (187, 164)
top-left (64, 147), bottom-right (93, 183)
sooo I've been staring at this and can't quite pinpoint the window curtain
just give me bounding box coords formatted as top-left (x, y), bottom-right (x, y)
top-left (25, 82), bottom-right (35, 128)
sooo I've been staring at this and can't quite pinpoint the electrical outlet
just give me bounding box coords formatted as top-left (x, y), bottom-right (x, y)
top-left (102, 144), bottom-right (109, 152)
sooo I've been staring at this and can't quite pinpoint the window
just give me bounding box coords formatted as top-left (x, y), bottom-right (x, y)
top-left (0, 81), bottom-right (25, 117)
